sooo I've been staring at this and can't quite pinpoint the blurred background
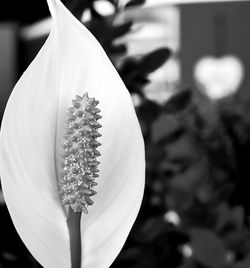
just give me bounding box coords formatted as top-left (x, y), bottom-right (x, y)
top-left (1, 0), bottom-right (250, 267)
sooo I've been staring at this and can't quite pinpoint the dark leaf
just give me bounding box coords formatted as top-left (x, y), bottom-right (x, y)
top-left (112, 21), bottom-right (133, 39)
top-left (164, 89), bottom-right (192, 114)
top-left (119, 58), bottom-right (140, 77)
top-left (139, 48), bottom-right (171, 74)
top-left (125, 0), bottom-right (146, 8)
top-left (109, 44), bottom-right (127, 54)
top-left (86, 19), bottom-right (132, 56)
top-left (125, 74), bottom-right (149, 94)
top-left (137, 99), bottom-right (161, 123)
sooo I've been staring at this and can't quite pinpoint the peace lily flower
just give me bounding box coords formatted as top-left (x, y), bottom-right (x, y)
top-left (0, 0), bottom-right (145, 267)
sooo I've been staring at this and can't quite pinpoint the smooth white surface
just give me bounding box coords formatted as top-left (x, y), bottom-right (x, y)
top-left (0, 0), bottom-right (145, 267)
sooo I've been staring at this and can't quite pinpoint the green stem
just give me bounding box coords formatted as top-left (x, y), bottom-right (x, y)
top-left (67, 207), bottom-right (82, 268)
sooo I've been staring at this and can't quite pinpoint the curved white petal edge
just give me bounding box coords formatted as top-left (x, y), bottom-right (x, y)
top-left (0, 0), bottom-right (145, 267)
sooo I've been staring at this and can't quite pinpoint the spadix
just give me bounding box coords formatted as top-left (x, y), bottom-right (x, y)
top-left (59, 93), bottom-right (101, 213)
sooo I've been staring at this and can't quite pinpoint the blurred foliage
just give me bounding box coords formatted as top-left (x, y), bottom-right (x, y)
top-left (118, 48), bottom-right (171, 96)
top-left (2, 0), bottom-right (250, 267)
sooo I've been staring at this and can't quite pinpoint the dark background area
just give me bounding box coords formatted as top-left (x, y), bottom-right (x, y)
top-left (0, 0), bottom-right (49, 24)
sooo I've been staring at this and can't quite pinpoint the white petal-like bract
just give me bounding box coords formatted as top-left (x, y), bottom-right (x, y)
top-left (0, 0), bottom-right (145, 267)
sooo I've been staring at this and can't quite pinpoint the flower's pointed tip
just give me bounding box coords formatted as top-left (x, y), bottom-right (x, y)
top-left (82, 92), bottom-right (89, 99)
top-left (47, 0), bottom-right (57, 19)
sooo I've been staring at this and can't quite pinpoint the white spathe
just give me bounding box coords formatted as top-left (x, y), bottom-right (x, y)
top-left (0, 0), bottom-right (145, 267)
top-left (194, 55), bottom-right (244, 99)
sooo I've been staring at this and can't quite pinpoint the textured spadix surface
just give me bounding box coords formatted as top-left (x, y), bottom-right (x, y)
top-left (0, 0), bottom-right (145, 267)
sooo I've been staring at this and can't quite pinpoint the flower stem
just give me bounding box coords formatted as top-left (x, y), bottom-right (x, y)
top-left (67, 207), bottom-right (82, 268)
